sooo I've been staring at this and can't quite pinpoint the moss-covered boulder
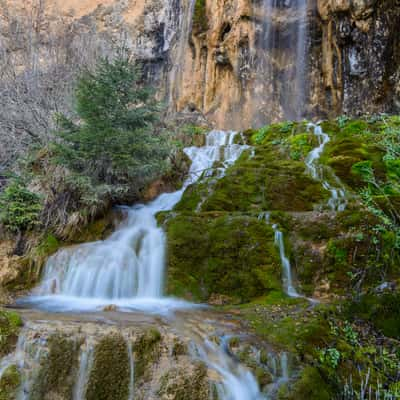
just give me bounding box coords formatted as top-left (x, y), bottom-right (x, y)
top-left (31, 334), bottom-right (79, 400)
top-left (0, 310), bottom-right (22, 357)
top-left (164, 213), bottom-right (281, 303)
top-left (134, 328), bottom-right (162, 383)
top-left (86, 334), bottom-right (130, 400)
top-left (0, 365), bottom-right (20, 400)
top-left (278, 366), bottom-right (332, 400)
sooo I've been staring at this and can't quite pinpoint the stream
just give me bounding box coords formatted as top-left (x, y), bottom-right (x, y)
top-left (3, 125), bottom-right (341, 399)
top-left (9, 131), bottom-right (270, 400)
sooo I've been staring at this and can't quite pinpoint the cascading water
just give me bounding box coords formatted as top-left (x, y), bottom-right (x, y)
top-left (73, 341), bottom-right (94, 400)
top-left (168, 0), bottom-right (196, 109)
top-left (10, 131), bottom-right (267, 399)
top-left (193, 338), bottom-right (264, 400)
top-left (306, 123), bottom-right (347, 211)
top-left (272, 226), bottom-right (300, 298)
top-left (258, 213), bottom-right (300, 298)
top-left (254, 0), bottom-right (309, 123)
top-left (19, 131), bottom-right (249, 313)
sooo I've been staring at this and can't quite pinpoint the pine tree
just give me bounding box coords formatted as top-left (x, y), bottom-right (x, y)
top-left (55, 56), bottom-right (168, 188)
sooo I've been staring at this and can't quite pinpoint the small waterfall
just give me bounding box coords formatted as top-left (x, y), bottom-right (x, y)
top-left (192, 338), bottom-right (264, 400)
top-left (272, 226), bottom-right (300, 298)
top-left (306, 123), bottom-right (347, 211)
top-left (127, 340), bottom-right (134, 400)
top-left (20, 130), bottom-right (249, 313)
top-left (73, 341), bottom-right (94, 400)
top-left (258, 213), bottom-right (300, 298)
top-left (265, 353), bottom-right (291, 399)
top-left (254, 0), bottom-right (310, 123)
top-left (0, 325), bottom-right (46, 400)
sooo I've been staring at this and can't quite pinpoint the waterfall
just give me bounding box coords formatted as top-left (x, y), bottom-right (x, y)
top-left (258, 213), bottom-right (300, 298)
top-left (192, 337), bottom-right (264, 400)
top-left (19, 131), bottom-right (249, 313)
top-left (254, 0), bottom-right (310, 123)
top-left (73, 341), bottom-right (94, 400)
top-left (272, 226), bottom-right (301, 298)
top-left (306, 123), bottom-right (347, 211)
top-left (168, 0), bottom-right (196, 109)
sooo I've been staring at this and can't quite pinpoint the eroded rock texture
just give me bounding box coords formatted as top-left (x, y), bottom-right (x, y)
top-left (176, 0), bottom-right (400, 128)
top-left (0, 0), bottom-right (399, 130)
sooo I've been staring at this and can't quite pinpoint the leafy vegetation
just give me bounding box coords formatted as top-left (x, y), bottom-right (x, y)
top-left (0, 180), bottom-right (42, 232)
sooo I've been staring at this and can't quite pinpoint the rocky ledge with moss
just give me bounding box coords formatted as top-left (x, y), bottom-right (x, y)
top-left (0, 116), bottom-right (399, 399)
top-left (157, 115), bottom-right (400, 397)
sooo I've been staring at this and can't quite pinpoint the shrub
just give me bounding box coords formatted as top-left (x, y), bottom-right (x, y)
top-left (0, 180), bottom-right (42, 232)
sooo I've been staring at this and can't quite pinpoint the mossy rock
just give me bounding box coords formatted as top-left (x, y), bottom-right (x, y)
top-left (134, 328), bottom-right (162, 383)
top-left (86, 334), bottom-right (130, 400)
top-left (165, 213), bottom-right (281, 303)
top-left (0, 365), bottom-right (20, 400)
top-left (31, 334), bottom-right (79, 400)
top-left (279, 366), bottom-right (332, 400)
top-left (0, 310), bottom-right (23, 357)
top-left (157, 363), bottom-right (210, 400)
top-left (347, 291), bottom-right (400, 339)
top-left (203, 148), bottom-right (327, 212)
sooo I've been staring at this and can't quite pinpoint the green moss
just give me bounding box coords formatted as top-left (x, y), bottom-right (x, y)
top-left (36, 234), bottom-right (60, 257)
top-left (347, 291), bottom-right (400, 339)
top-left (165, 213), bottom-right (281, 303)
top-left (31, 334), bottom-right (79, 400)
top-left (69, 213), bottom-right (115, 244)
top-left (174, 182), bottom-right (209, 212)
top-left (0, 365), bottom-right (20, 400)
top-left (86, 334), bottom-right (130, 400)
top-left (0, 310), bottom-right (23, 357)
top-left (199, 145), bottom-right (328, 213)
top-left (193, 0), bottom-right (208, 33)
top-left (134, 328), bottom-right (162, 382)
top-left (280, 366), bottom-right (332, 400)
top-left (157, 363), bottom-right (210, 400)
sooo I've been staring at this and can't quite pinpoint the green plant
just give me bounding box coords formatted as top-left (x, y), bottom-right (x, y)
top-left (279, 121), bottom-right (294, 133)
top-left (0, 180), bottom-right (42, 232)
top-left (343, 322), bottom-right (358, 346)
top-left (254, 126), bottom-right (270, 144)
top-left (193, 0), bottom-right (208, 33)
top-left (54, 55), bottom-right (169, 192)
top-left (319, 348), bottom-right (341, 369)
top-left (336, 115), bottom-right (351, 129)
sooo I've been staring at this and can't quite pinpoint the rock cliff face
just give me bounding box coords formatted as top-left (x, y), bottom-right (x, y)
top-left (0, 0), bottom-right (399, 128)
top-left (176, 0), bottom-right (400, 128)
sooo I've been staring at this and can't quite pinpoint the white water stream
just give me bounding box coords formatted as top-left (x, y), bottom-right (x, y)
top-left (258, 213), bottom-right (300, 298)
top-left (256, 123), bottom-right (345, 300)
top-left (255, 0), bottom-right (309, 122)
top-left (10, 131), bottom-right (268, 399)
top-left (193, 338), bottom-right (264, 400)
top-left (306, 123), bottom-right (347, 211)
top-left (19, 131), bottom-right (248, 314)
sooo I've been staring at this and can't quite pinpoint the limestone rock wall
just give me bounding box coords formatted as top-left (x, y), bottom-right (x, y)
top-left (0, 0), bottom-right (399, 130)
top-left (175, 0), bottom-right (400, 128)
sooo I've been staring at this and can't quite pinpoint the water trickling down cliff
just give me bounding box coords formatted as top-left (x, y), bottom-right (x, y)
top-left (1, 0), bottom-right (399, 131)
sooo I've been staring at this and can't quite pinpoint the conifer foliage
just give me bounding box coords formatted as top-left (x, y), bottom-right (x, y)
top-left (55, 56), bottom-right (168, 189)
